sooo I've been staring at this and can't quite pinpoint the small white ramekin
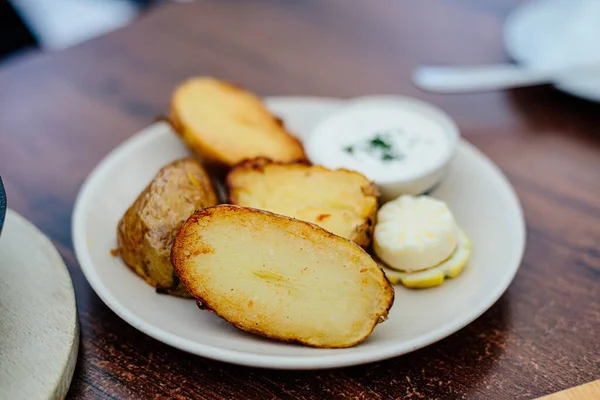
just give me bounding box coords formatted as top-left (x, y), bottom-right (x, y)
top-left (306, 96), bottom-right (460, 202)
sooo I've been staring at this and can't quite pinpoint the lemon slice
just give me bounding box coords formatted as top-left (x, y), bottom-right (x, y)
top-left (379, 229), bottom-right (471, 288)
top-left (374, 195), bottom-right (459, 272)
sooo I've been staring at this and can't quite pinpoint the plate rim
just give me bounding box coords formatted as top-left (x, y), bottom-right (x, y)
top-left (72, 96), bottom-right (525, 369)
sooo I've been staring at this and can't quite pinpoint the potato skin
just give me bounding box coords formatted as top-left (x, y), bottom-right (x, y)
top-left (227, 157), bottom-right (379, 247)
top-left (168, 77), bottom-right (307, 167)
top-left (171, 205), bottom-right (394, 348)
top-left (117, 157), bottom-right (218, 297)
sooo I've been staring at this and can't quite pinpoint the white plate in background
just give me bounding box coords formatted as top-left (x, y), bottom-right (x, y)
top-left (72, 97), bottom-right (525, 369)
top-left (504, 0), bottom-right (600, 102)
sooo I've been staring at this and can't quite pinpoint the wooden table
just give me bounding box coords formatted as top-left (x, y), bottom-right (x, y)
top-left (1, 1), bottom-right (598, 398)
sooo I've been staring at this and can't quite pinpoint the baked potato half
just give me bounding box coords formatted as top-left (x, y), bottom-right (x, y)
top-left (171, 205), bottom-right (394, 348)
top-left (117, 157), bottom-right (218, 297)
top-left (168, 77), bottom-right (307, 167)
top-left (227, 158), bottom-right (379, 247)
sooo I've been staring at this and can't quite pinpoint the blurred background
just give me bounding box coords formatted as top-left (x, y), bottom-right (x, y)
top-left (3, 0), bottom-right (600, 103)
top-left (1, 0), bottom-right (162, 61)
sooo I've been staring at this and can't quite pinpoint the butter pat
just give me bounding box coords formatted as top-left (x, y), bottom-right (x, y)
top-left (374, 195), bottom-right (459, 272)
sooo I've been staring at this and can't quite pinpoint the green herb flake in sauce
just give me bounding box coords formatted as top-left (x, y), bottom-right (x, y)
top-left (343, 130), bottom-right (406, 162)
top-left (368, 134), bottom-right (393, 150)
top-left (381, 151), bottom-right (404, 162)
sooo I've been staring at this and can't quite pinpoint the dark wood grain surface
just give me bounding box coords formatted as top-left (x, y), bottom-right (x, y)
top-left (1, 0), bottom-right (599, 398)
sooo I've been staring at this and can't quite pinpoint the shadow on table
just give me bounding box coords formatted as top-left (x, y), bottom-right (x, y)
top-left (222, 295), bottom-right (510, 399)
top-left (339, 294), bottom-right (512, 398)
top-left (505, 85), bottom-right (600, 145)
top-left (67, 288), bottom-right (511, 399)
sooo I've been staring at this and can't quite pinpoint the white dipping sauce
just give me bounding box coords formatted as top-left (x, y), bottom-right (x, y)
top-left (306, 97), bottom-right (460, 200)
top-left (307, 100), bottom-right (454, 183)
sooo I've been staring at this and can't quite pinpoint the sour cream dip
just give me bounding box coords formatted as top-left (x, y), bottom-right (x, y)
top-left (306, 97), bottom-right (459, 201)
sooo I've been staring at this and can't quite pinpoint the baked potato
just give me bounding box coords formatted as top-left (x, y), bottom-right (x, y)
top-left (227, 158), bottom-right (379, 247)
top-left (117, 157), bottom-right (218, 297)
top-left (168, 77), bottom-right (307, 167)
top-left (171, 205), bottom-right (394, 348)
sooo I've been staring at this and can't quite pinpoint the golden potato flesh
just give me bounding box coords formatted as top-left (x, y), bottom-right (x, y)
top-left (169, 77), bottom-right (307, 167)
top-left (227, 158), bottom-right (379, 247)
top-left (171, 205), bottom-right (394, 348)
top-left (117, 157), bottom-right (218, 297)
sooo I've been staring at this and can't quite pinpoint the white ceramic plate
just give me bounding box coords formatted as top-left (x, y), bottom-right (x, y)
top-left (72, 97), bottom-right (525, 369)
top-left (504, 0), bottom-right (600, 102)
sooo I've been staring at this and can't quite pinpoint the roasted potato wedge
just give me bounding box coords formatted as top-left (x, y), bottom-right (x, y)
top-left (227, 158), bottom-right (379, 247)
top-left (169, 77), bottom-right (307, 167)
top-left (171, 205), bottom-right (394, 348)
top-left (117, 158), bottom-right (218, 297)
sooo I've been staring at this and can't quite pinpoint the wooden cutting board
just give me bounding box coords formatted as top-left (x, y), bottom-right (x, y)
top-left (0, 209), bottom-right (79, 399)
top-left (537, 380), bottom-right (600, 400)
